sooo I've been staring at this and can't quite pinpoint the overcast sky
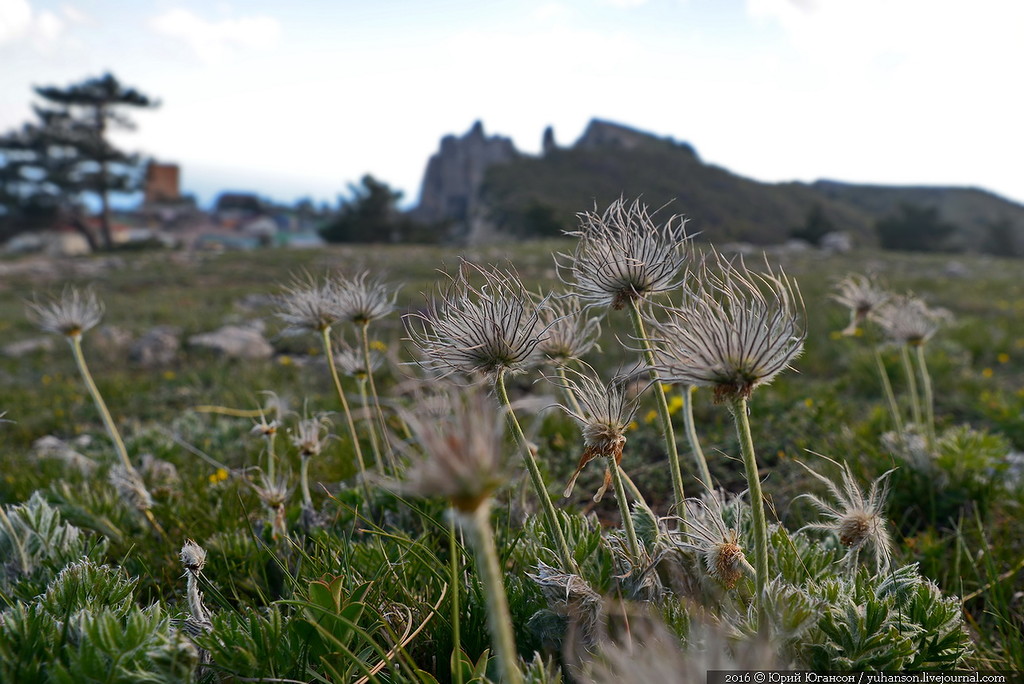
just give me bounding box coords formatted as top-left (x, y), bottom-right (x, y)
top-left (2, 0), bottom-right (1022, 209)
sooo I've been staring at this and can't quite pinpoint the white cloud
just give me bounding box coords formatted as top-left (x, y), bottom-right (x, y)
top-left (0, 0), bottom-right (32, 45)
top-left (0, 0), bottom-right (64, 50)
top-left (150, 8), bottom-right (281, 64)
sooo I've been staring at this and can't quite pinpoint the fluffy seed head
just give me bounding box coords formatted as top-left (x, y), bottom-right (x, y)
top-left (253, 475), bottom-right (292, 510)
top-left (650, 251), bottom-right (805, 403)
top-left (395, 385), bottom-right (507, 512)
top-left (275, 273), bottom-right (340, 335)
top-left (180, 539), bottom-right (207, 574)
top-left (332, 271), bottom-right (397, 325)
top-left (26, 286), bottom-right (104, 338)
top-left (557, 367), bottom-right (638, 501)
top-left (871, 294), bottom-right (948, 347)
top-left (108, 465), bottom-right (153, 513)
top-left (557, 198), bottom-right (689, 310)
top-left (404, 261), bottom-right (547, 379)
top-left (535, 294), bottom-right (601, 365)
top-left (832, 274), bottom-right (890, 336)
top-left (797, 459), bottom-right (894, 573)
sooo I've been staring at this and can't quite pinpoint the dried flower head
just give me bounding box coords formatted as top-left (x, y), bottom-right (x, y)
top-left (832, 274), bottom-right (890, 336)
top-left (108, 465), bottom-right (154, 512)
top-left (395, 385), bottom-right (507, 512)
top-left (404, 261), bottom-right (547, 378)
top-left (871, 294), bottom-right (948, 347)
top-left (557, 198), bottom-right (689, 310)
top-left (650, 251), bottom-right (805, 403)
top-left (333, 338), bottom-right (384, 379)
top-left (291, 414), bottom-right (331, 458)
top-left (797, 459), bottom-right (894, 573)
top-left (535, 294), bottom-right (601, 365)
top-left (179, 539), bottom-right (211, 634)
top-left (253, 475), bottom-right (292, 510)
top-left (332, 271), bottom-right (397, 325)
top-left (26, 286), bottom-right (104, 338)
top-left (275, 273), bottom-right (340, 335)
top-left (557, 367), bottom-right (638, 502)
top-left (673, 495), bottom-right (754, 589)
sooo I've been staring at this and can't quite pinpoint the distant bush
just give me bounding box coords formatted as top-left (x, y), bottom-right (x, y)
top-left (875, 203), bottom-right (957, 252)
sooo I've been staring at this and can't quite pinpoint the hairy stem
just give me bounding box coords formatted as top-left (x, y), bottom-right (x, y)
top-left (299, 455), bottom-right (312, 508)
top-left (555, 364), bottom-right (583, 417)
top-left (356, 375), bottom-right (384, 474)
top-left (360, 322), bottom-right (397, 475)
top-left (900, 344), bottom-right (923, 430)
top-left (915, 344), bottom-right (936, 450)
top-left (495, 371), bottom-right (575, 573)
top-left (449, 517), bottom-right (463, 684)
top-left (731, 396), bottom-right (768, 633)
top-left (605, 450), bottom-right (642, 560)
top-left (627, 301), bottom-right (686, 515)
top-left (321, 327), bottom-right (371, 497)
top-left (874, 347), bottom-right (906, 439)
top-left (464, 504), bottom-right (523, 684)
top-left (682, 385), bottom-right (713, 491)
top-left (70, 334), bottom-right (164, 537)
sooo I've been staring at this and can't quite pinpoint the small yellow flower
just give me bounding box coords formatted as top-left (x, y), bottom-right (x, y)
top-left (278, 354), bottom-right (293, 366)
top-left (804, 398), bottom-right (814, 408)
top-left (829, 331), bottom-right (843, 340)
top-left (208, 468), bottom-right (229, 484)
top-left (627, 421), bottom-right (639, 431)
top-left (370, 340), bottom-right (388, 352)
top-left (997, 353), bottom-right (1010, 364)
top-left (644, 409), bottom-right (658, 424)
top-left (667, 395), bottom-right (684, 414)
top-left (162, 370), bottom-right (176, 380)
top-left (982, 368), bottom-right (994, 378)
top-left (42, 374), bottom-right (52, 385)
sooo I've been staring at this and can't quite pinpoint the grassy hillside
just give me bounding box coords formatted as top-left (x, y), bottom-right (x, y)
top-left (477, 124), bottom-right (1024, 252)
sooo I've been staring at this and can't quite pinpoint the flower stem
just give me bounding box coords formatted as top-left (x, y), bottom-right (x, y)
top-left (900, 344), bottom-right (923, 430)
top-left (299, 455), bottom-right (312, 508)
top-left (70, 334), bottom-right (164, 538)
top-left (449, 517), bottom-right (464, 684)
top-left (356, 375), bottom-right (384, 474)
top-left (321, 327), bottom-right (371, 497)
top-left (730, 396), bottom-right (768, 633)
top-left (915, 344), bottom-right (936, 450)
top-left (874, 347), bottom-right (905, 439)
top-left (605, 450), bottom-right (642, 560)
top-left (464, 503), bottom-right (523, 684)
top-left (627, 301), bottom-right (686, 515)
top-left (359, 321), bottom-right (397, 475)
top-left (682, 385), bottom-right (713, 491)
top-left (555, 364), bottom-right (583, 417)
top-left (495, 372), bottom-right (575, 573)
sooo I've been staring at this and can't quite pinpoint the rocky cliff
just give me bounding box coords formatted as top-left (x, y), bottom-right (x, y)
top-left (410, 121), bottom-right (518, 241)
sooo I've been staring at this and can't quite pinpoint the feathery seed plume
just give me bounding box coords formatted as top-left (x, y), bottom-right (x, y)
top-left (26, 286), bottom-right (104, 338)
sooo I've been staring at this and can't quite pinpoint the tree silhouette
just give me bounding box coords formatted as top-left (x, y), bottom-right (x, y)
top-left (320, 175), bottom-right (420, 243)
top-left (875, 203), bottom-right (957, 252)
top-left (0, 73), bottom-right (158, 249)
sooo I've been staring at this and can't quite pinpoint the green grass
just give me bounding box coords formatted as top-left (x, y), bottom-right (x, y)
top-left (1, 241), bottom-right (1023, 681)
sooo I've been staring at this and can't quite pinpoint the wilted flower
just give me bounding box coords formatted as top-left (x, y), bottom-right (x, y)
top-left (651, 251), bottom-right (805, 403)
top-left (334, 338), bottom-right (383, 379)
top-left (253, 475), bottom-right (292, 539)
top-left (108, 465), bottom-right (154, 513)
top-left (291, 414), bottom-right (331, 458)
top-left (797, 459), bottom-right (894, 573)
top-left (557, 368), bottom-right (638, 502)
top-left (528, 561), bottom-right (603, 653)
top-left (26, 286), bottom-right (104, 338)
top-left (395, 385), bottom-right (507, 513)
top-left (535, 294), bottom-right (601, 365)
top-left (673, 495), bottom-right (754, 589)
top-left (404, 261), bottom-right (548, 378)
top-left (180, 539), bottom-right (207, 574)
top-left (871, 294), bottom-right (948, 347)
top-left (332, 271), bottom-right (397, 325)
top-left (557, 198), bottom-right (689, 310)
top-left (832, 274), bottom-right (890, 336)
top-left (275, 273), bottom-right (340, 335)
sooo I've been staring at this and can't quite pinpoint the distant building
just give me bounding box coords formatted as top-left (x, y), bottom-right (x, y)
top-left (144, 162), bottom-right (181, 204)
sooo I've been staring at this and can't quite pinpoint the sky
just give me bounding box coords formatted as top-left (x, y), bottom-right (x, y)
top-left (2, 0), bottom-right (1023, 210)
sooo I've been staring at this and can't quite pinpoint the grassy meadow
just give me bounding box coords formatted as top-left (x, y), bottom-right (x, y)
top-left (1, 231), bottom-right (1023, 682)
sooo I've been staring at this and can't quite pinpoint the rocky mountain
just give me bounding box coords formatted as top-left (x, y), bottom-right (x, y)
top-left (411, 119), bottom-right (1024, 251)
